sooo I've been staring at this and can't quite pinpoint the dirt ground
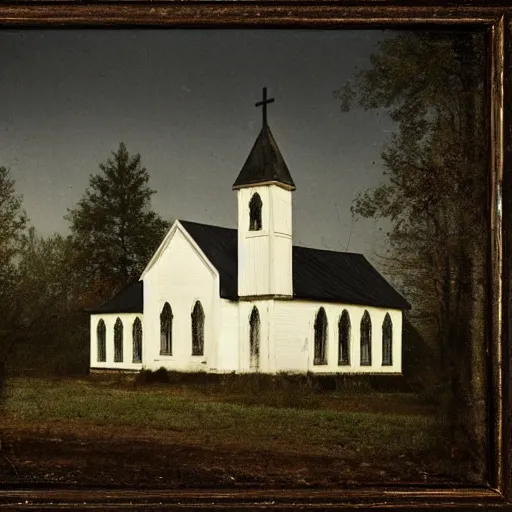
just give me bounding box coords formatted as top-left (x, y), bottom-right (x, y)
top-left (0, 420), bottom-right (459, 489)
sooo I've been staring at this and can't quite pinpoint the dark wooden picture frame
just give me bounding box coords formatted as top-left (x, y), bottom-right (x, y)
top-left (0, 1), bottom-right (510, 509)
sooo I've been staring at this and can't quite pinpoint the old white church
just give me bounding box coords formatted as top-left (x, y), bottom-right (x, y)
top-left (89, 89), bottom-right (410, 375)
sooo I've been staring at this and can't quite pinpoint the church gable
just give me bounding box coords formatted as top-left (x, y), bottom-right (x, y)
top-left (140, 220), bottom-right (219, 282)
top-left (179, 220), bottom-right (238, 300)
top-left (141, 222), bottom-right (220, 371)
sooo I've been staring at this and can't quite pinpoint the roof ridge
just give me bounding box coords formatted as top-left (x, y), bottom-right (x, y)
top-left (292, 244), bottom-right (364, 257)
top-left (178, 219), bottom-right (237, 232)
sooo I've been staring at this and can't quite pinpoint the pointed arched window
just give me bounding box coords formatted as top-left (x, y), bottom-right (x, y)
top-left (97, 319), bottom-right (106, 362)
top-left (132, 317), bottom-right (143, 363)
top-left (191, 301), bottom-right (205, 356)
top-left (382, 313), bottom-right (393, 366)
top-left (360, 311), bottom-right (372, 366)
top-left (249, 307), bottom-right (260, 370)
top-left (114, 317), bottom-right (123, 363)
top-left (249, 193), bottom-right (262, 231)
top-left (338, 310), bottom-right (351, 365)
top-left (160, 302), bottom-right (173, 356)
top-left (314, 307), bottom-right (328, 365)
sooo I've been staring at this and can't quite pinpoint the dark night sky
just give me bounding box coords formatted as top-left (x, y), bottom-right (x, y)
top-left (0, 29), bottom-right (396, 261)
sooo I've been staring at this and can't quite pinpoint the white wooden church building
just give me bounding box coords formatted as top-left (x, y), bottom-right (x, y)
top-left (89, 89), bottom-right (410, 375)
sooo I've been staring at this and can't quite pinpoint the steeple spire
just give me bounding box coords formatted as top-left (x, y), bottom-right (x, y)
top-left (232, 87), bottom-right (295, 191)
top-left (255, 86), bottom-right (274, 127)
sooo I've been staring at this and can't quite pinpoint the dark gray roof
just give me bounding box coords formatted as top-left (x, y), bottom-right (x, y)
top-left (292, 246), bottom-right (410, 308)
top-left (87, 280), bottom-right (143, 314)
top-left (182, 220), bottom-right (410, 310)
top-left (90, 221), bottom-right (410, 314)
top-left (180, 220), bottom-right (238, 300)
top-left (232, 124), bottom-right (296, 191)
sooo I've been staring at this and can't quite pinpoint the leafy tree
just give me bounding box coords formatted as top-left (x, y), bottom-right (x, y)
top-left (67, 142), bottom-right (170, 304)
top-left (0, 167), bottom-right (27, 267)
top-left (0, 167), bottom-right (27, 395)
top-left (11, 229), bottom-right (89, 376)
top-left (336, 31), bottom-right (487, 479)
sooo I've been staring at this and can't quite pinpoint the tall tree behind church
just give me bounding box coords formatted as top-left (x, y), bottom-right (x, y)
top-left (335, 31), bottom-right (487, 479)
top-left (67, 142), bottom-right (170, 304)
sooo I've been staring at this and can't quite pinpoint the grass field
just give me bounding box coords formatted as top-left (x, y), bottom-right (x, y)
top-left (0, 375), bottom-right (464, 488)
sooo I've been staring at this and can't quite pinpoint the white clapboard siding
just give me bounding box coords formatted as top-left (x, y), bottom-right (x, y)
top-left (239, 233), bottom-right (270, 296)
top-left (272, 186), bottom-right (292, 235)
top-left (271, 235), bottom-right (293, 296)
top-left (217, 299), bottom-right (239, 371)
top-left (272, 300), bottom-right (309, 372)
top-left (90, 313), bottom-right (143, 371)
top-left (270, 187), bottom-right (293, 296)
top-left (142, 224), bottom-right (219, 372)
top-left (272, 301), bottom-right (403, 374)
top-left (237, 185), bottom-right (293, 297)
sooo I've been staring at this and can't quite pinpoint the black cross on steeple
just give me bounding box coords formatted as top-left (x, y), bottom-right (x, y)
top-left (255, 87), bottom-right (274, 127)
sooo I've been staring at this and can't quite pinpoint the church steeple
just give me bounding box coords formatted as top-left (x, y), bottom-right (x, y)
top-left (232, 87), bottom-right (296, 192)
top-left (234, 87), bottom-right (294, 298)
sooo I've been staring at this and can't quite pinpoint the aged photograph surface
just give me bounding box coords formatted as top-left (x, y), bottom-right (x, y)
top-left (0, 28), bottom-right (489, 487)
